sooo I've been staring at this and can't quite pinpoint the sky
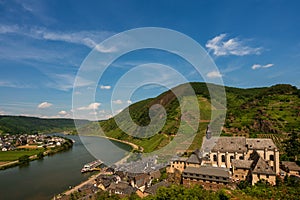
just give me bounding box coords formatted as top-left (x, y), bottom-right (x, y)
top-left (0, 0), bottom-right (300, 120)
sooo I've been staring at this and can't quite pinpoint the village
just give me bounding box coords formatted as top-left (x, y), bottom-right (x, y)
top-left (56, 127), bottom-right (300, 199)
top-left (0, 133), bottom-right (68, 152)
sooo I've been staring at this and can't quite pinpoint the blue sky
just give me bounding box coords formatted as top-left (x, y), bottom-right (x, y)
top-left (0, 0), bottom-right (299, 120)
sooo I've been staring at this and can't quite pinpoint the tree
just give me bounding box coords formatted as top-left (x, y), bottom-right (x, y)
top-left (283, 132), bottom-right (300, 161)
top-left (18, 155), bottom-right (30, 164)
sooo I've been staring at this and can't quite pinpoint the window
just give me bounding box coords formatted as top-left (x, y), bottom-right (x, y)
top-left (266, 175), bottom-right (269, 178)
top-left (223, 177), bottom-right (227, 180)
top-left (230, 156), bottom-right (234, 161)
top-left (235, 175), bottom-right (238, 177)
top-left (270, 155), bottom-right (274, 161)
top-left (222, 155), bottom-right (225, 162)
top-left (258, 174), bottom-right (260, 179)
top-left (209, 176), bottom-right (212, 178)
top-left (239, 156), bottom-right (244, 160)
top-left (213, 154), bottom-right (217, 162)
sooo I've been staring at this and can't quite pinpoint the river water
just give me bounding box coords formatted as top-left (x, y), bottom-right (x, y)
top-left (0, 134), bottom-right (131, 200)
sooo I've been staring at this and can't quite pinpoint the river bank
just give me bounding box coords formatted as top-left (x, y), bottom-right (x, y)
top-left (0, 136), bottom-right (73, 170)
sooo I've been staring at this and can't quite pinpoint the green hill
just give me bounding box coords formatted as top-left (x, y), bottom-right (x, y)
top-left (0, 115), bottom-right (89, 134)
top-left (79, 82), bottom-right (300, 153)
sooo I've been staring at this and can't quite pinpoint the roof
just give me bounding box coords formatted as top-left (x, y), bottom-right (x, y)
top-left (183, 166), bottom-right (231, 178)
top-left (186, 153), bottom-right (202, 164)
top-left (246, 138), bottom-right (277, 150)
top-left (144, 181), bottom-right (170, 195)
top-left (232, 159), bottom-right (253, 169)
top-left (171, 157), bottom-right (188, 162)
top-left (281, 161), bottom-right (300, 171)
top-left (134, 173), bottom-right (151, 188)
top-left (250, 151), bottom-right (276, 175)
top-left (108, 181), bottom-right (136, 194)
top-left (211, 137), bottom-right (247, 153)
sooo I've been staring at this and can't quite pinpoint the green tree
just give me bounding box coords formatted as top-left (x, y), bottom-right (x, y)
top-left (18, 155), bottom-right (30, 164)
top-left (283, 132), bottom-right (300, 161)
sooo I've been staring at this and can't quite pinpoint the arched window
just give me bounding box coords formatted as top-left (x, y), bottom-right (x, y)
top-left (221, 155), bottom-right (225, 162)
top-left (270, 155), bottom-right (274, 161)
top-left (213, 154), bottom-right (217, 162)
top-left (230, 156), bottom-right (234, 161)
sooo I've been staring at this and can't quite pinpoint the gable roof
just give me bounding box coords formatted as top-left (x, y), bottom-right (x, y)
top-left (183, 166), bottom-right (231, 178)
top-left (281, 161), bottom-right (300, 171)
top-left (246, 138), bottom-right (277, 150)
top-left (144, 181), bottom-right (170, 195)
top-left (211, 137), bottom-right (247, 153)
top-left (250, 151), bottom-right (276, 175)
top-left (186, 153), bottom-right (202, 164)
top-left (232, 159), bottom-right (253, 169)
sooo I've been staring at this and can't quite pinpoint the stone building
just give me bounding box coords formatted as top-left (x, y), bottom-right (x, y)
top-left (182, 166), bottom-right (231, 190)
top-left (168, 136), bottom-right (280, 187)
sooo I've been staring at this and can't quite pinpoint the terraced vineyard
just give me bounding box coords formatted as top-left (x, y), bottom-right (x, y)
top-left (257, 134), bottom-right (287, 152)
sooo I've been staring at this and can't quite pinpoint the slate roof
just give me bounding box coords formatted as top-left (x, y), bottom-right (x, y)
top-left (246, 138), bottom-right (277, 150)
top-left (183, 166), bottom-right (231, 178)
top-left (232, 159), bottom-right (253, 169)
top-left (281, 161), bottom-right (300, 172)
top-left (211, 137), bottom-right (247, 153)
top-left (108, 181), bottom-right (137, 195)
top-left (186, 153), bottom-right (202, 164)
top-left (144, 181), bottom-right (170, 195)
top-left (250, 151), bottom-right (276, 175)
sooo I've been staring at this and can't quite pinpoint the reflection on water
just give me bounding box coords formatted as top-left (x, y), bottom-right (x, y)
top-left (0, 134), bottom-right (131, 200)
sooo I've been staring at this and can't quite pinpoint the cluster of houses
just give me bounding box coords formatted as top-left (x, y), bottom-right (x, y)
top-left (167, 128), bottom-right (300, 190)
top-left (58, 127), bottom-right (300, 199)
top-left (0, 134), bottom-right (67, 151)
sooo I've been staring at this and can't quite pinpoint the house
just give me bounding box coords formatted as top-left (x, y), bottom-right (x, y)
top-left (167, 157), bottom-right (187, 173)
top-left (182, 166), bottom-right (231, 190)
top-left (107, 181), bottom-right (137, 197)
top-left (249, 151), bottom-right (276, 185)
top-left (231, 159), bottom-right (252, 182)
top-left (280, 161), bottom-right (300, 176)
top-left (144, 181), bottom-right (170, 196)
top-left (129, 173), bottom-right (152, 192)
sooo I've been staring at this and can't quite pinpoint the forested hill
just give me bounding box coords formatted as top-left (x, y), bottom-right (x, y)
top-left (80, 82), bottom-right (300, 153)
top-left (0, 115), bottom-right (89, 134)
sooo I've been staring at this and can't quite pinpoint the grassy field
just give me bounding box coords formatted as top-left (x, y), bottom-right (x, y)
top-left (0, 149), bottom-right (44, 161)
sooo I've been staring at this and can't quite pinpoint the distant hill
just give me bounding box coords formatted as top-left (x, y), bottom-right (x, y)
top-left (0, 115), bottom-right (89, 134)
top-left (79, 82), bottom-right (300, 153)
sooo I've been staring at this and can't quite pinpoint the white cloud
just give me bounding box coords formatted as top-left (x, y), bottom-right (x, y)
top-left (38, 102), bottom-right (53, 109)
top-left (77, 102), bottom-right (101, 110)
top-left (0, 110), bottom-right (5, 115)
top-left (251, 63), bottom-right (274, 70)
top-left (59, 110), bottom-right (67, 115)
top-left (112, 100), bottom-right (123, 104)
top-left (206, 34), bottom-right (262, 56)
top-left (100, 85), bottom-right (111, 90)
top-left (206, 71), bottom-right (223, 78)
top-left (0, 24), bottom-right (19, 34)
top-left (47, 73), bottom-right (94, 91)
top-left (127, 100), bottom-right (132, 104)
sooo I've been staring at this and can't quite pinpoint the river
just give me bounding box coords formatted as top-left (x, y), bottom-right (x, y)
top-left (0, 134), bottom-right (132, 200)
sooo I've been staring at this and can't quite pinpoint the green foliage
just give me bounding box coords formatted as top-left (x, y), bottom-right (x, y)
top-left (282, 132), bottom-right (300, 161)
top-left (18, 155), bottom-right (30, 164)
top-left (0, 116), bottom-right (89, 134)
top-left (234, 177), bottom-right (300, 200)
top-left (0, 149), bottom-right (43, 161)
top-left (80, 82), bottom-right (300, 154)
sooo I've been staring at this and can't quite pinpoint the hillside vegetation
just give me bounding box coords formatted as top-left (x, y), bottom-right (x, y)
top-left (79, 82), bottom-right (300, 154)
top-left (0, 116), bottom-right (89, 134)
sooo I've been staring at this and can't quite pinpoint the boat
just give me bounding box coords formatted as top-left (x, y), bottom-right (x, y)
top-left (81, 159), bottom-right (102, 173)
